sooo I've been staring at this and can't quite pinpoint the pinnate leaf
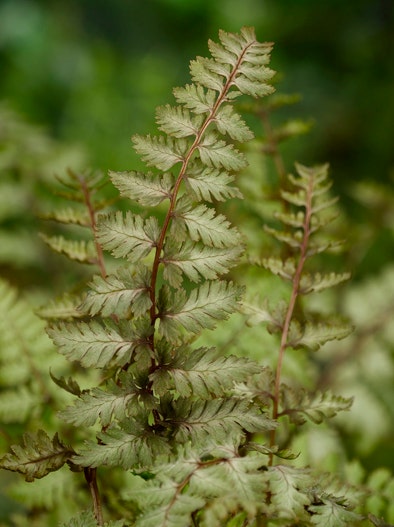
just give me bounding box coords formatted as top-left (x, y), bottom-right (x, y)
top-left (132, 134), bottom-right (187, 171)
top-left (109, 170), bottom-right (173, 206)
top-left (0, 431), bottom-right (74, 482)
top-left (97, 211), bottom-right (160, 262)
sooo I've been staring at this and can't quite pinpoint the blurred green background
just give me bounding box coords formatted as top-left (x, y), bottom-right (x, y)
top-left (1, 0), bottom-right (393, 179)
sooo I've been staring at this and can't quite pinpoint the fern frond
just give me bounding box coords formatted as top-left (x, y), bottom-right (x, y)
top-left (80, 265), bottom-right (152, 318)
top-left (97, 211), bottom-right (160, 262)
top-left (197, 131), bottom-right (247, 171)
top-left (156, 104), bottom-right (204, 138)
top-left (170, 398), bottom-right (274, 443)
top-left (280, 388), bottom-right (353, 425)
top-left (40, 234), bottom-right (97, 264)
top-left (158, 281), bottom-right (243, 339)
top-left (267, 465), bottom-right (311, 521)
top-left (40, 207), bottom-right (90, 226)
top-left (0, 431), bottom-right (74, 482)
top-left (162, 240), bottom-right (243, 288)
top-left (36, 293), bottom-right (85, 319)
top-left (214, 105), bottom-right (254, 142)
top-left (184, 165), bottom-right (242, 202)
top-left (47, 318), bottom-right (152, 368)
top-left (299, 271), bottom-right (351, 294)
top-left (150, 346), bottom-right (260, 398)
top-left (109, 170), bottom-right (173, 206)
top-left (287, 317), bottom-right (353, 351)
top-left (173, 83), bottom-right (217, 114)
top-left (59, 384), bottom-right (138, 427)
top-left (173, 201), bottom-right (242, 248)
top-left (132, 134), bottom-right (188, 171)
top-left (75, 425), bottom-right (171, 469)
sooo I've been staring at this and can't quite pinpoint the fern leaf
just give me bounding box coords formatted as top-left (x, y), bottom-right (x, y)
top-left (0, 431), bottom-right (74, 482)
top-left (151, 346), bottom-right (260, 398)
top-left (261, 257), bottom-right (296, 281)
top-left (132, 134), bottom-right (187, 171)
top-left (109, 170), bottom-right (173, 206)
top-left (50, 371), bottom-right (82, 396)
top-left (267, 465), bottom-right (310, 521)
top-left (60, 383), bottom-right (138, 427)
top-left (60, 510), bottom-right (97, 527)
top-left (173, 83), bottom-right (216, 114)
top-left (158, 281), bottom-right (243, 339)
top-left (80, 265), bottom-right (152, 318)
top-left (174, 202), bottom-right (242, 248)
top-left (299, 271), bottom-right (351, 294)
top-left (214, 105), bottom-right (254, 142)
top-left (190, 57), bottom-right (227, 92)
top-left (39, 234), bottom-right (97, 263)
top-left (40, 207), bottom-right (90, 226)
top-left (184, 165), bottom-right (242, 202)
top-left (162, 240), bottom-right (243, 287)
top-left (198, 131), bottom-right (247, 171)
top-left (36, 293), bottom-right (85, 319)
top-left (281, 388), bottom-right (353, 425)
top-left (287, 318), bottom-right (353, 351)
top-left (156, 104), bottom-right (204, 138)
top-left (75, 426), bottom-right (171, 469)
top-left (171, 398), bottom-right (274, 443)
top-left (97, 211), bottom-right (160, 262)
top-left (309, 496), bottom-right (363, 526)
top-left (47, 318), bottom-right (151, 368)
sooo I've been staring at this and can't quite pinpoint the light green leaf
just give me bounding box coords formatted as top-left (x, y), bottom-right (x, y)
top-left (109, 170), bottom-right (173, 206)
top-left (175, 202), bottom-right (242, 248)
top-left (198, 132), bottom-right (247, 171)
top-left (214, 105), bottom-right (254, 142)
top-left (261, 257), bottom-right (296, 282)
top-left (132, 133), bottom-right (187, 171)
top-left (0, 431), bottom-right (74, 482)
top-left (60, 510), bottom-right (98, 527)
top-left (40, 207), bottom-right (90, 226)
top-left (162, 240), bottom-right (243, 287)
top-left (156, 104), bottom-right (204, 138)
top-left (48, 319), bottom-right (148, 368)
top-left (171, 398), bottom-right (274, 443)
top-left (184, 165), bottom-right (242, 202)
top-left (173, 84), bottom-right (216, 114)
top-left (158, 281), bottom-right (243, 338)
top-left (39, 234), bottom-right (97, 264)
top-left (267, 465), bottom-right (311, 520)
top-left (150, 346), bottom-right (260, 398)
top-left (80, 265), bottom-right (152, 318)
top-left (281, 388), bottom-right (353, 425)
top-left (190, 58), bottom-right (226, 92)
top-left (309, 497), bottom-right (363, 526)
top-left (299, 271), bottom-right (351, 294)
top-left (287, 318), bottom-right (353, 351)
top-left (75, 427), bottom-right (171, 469)
top-left (60, 385), bottom-right (137, 427)
top-left (97, 211), bottom-right (160, 262)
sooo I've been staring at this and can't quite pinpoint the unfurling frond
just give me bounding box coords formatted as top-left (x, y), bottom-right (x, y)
top-left (0, 431), bottom-right (74, 482)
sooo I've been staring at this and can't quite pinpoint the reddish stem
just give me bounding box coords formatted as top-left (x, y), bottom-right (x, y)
top-left (268, 175), bottom-right (314, 464)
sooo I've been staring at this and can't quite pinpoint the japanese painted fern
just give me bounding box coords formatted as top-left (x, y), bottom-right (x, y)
top-left (1, 27), bottom-right (390, 527)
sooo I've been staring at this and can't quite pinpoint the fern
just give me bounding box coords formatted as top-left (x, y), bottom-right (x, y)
top-left (1, 26), bottom-right (391, 527)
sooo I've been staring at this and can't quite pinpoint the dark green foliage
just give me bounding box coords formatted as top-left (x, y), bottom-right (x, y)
top-left (0, 26), bottom-right (393, 527)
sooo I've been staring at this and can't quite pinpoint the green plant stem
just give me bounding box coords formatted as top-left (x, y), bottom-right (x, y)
top-left (268, 175), bottom-right (314, 464)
